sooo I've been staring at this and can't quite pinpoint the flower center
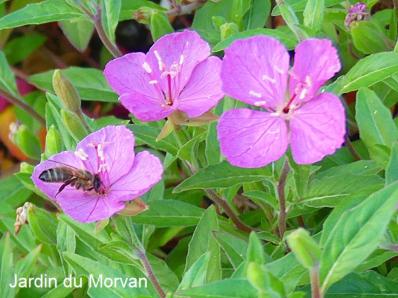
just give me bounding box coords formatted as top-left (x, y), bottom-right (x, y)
top-left (282, 94), bottom-right (296, 114)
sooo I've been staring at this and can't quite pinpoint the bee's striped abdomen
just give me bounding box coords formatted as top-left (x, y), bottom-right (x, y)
top-left (39, 168), bottom-right (74, 183)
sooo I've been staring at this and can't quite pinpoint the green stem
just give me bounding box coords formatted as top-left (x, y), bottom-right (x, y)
top-left (277, 160), bottom-right (290, 238)
top-left (172, 128), bottom-right (254, 233)
top-left (311, 266), bottom-right (323, 298)
top-left (0, 89), bottom-right (45, 127)
top-left (79, 3), bottom-right (121, 58)
top-left (136, 248), bottom-right (166, 298)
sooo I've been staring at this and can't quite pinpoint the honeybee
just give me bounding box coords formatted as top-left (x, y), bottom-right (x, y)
top-left (39, 161), bottom-right (105, 197)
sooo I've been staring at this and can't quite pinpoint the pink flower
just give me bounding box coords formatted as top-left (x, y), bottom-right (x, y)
top-left (32, 126), bottom-right (163, 223)
top-left (104, 30), bottom-right (224, 121)
top-left (217, 37), bottom-right (345, 168)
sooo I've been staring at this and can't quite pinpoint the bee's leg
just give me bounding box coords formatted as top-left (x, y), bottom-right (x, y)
top-left (56, 178), bottom-right (76, 198)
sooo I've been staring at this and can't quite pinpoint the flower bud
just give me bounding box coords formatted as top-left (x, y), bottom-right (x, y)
top-left (52, 70), bottom-right (82, 115)
top-left (45, 125), bottom-right (62, 158)
top-left (345, 2), bottom-right (369, 28)
top-left (220, 22), bottom-right (239, 40)
top-left (132, 7), bottom-right (153, 24)
top-left (61, 109), bottom-right (88, 141)
top-left (287, 228), bottom-right (321, 269)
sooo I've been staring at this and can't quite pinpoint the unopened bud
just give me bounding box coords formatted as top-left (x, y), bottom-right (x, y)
top-left (132, 7), bottom-right (153, 24)
top-left (45, 125), bottom-right (63, 157)
top-left (220, 22), bottom-right (239, 40)
top-left (61, 109), bottom-right (88, 141)
top-left (287, 228), bottom-right (321, 269)
top-left (52, 70), bottom-right (81, 115)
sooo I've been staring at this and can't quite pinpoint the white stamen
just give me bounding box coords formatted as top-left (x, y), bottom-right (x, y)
top-left (99, 163), bottom-right (108, 173)
top-left (274, 66), bottom-right (285, 74)
top-left (74, 149), bottom-right (88, 161)
top-left (179, 54), bottom-right (184, 65)
top-left (149, 80), bottom-right (158, 85)
top-left (142, 62), bottom-right (152, 73)
top-left (249, 90), bottom-right (262, 98)
top-left (254, 100), bottom-right (267, 106)
top-left (97, 144), bottom-right (105, 161)
top-left (262, 74), bottom-right (276, 84)
top-left (153, 50), bottom-right (164, 71)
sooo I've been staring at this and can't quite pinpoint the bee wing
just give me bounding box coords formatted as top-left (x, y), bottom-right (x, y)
top-left (47, 160), bottom-right (91, 179)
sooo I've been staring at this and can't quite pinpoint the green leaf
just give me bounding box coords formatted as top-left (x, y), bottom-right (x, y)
top-left (192, 0), bottom-right (248, 45)
top-left (0, 233), bottom-right (15, 298)
top-left (212, 26), bottom-right (297, 52)
top-left (63, 252), bottom-right (152, 297)
top-left (30, 67), bottom-right (118, 102)
top-left (101, 0), bottom-right (121, 43)
top-left (0, 175), bottom-right (31, 208)
top-left (130, 200), bottom-right (204, 227)
top-left (4, 33), bottom-right (46, 64)
top-left (174, 161), bottom-right (272, 192)
top-left (275, 0), bottom-right (306, 41)
top-left (243, 0), bottom-right (271, 29)
top-left (0, 0), bottom-right (83, 30)
top-left (185, 206), bottom-right (221, 282)
top-left (213, 231), bottom-right (247, 269)
top-left (176, 279), bottom-right (257, 298)
top-left (27, 205), bottom-right (57, 245)
top-left (0, 51), bottom-right (17, 96)
top-left (334, 52), bottom-right (398, 94)
top-left (13, 124), bottom-right (42, 160)
top-left (303, 0), bottom-right (324, 32)
top-left (326, 271), bottom-right (398, 297)
top-left (246, 232), bottom-right (265, 264)
top-left (355, 88), bottom-right (398, 163)
top-left (320, 182), bottom-right (398, 291)
top-left (301, 161), bottom-right (384, 207)
top-left (59, 17), bottom-right (94, 52)
top-left (179, 253), bottom-right (210, 290)
top-left (15, 244), bottom-right (42, 277)
top-left (351, 20), bottom-right (393, 54)
top-left (205, 122), bottom-right (221, 166)
top-left (59, 214), bottom-right (110, 249)
top-left (386, 142), bottom-right (398, 184)
top-left (246, 263), bottom-right (285, 298)
top-left (130, 124), bottom-right (178, 155)
top-left (150, 11), bottom-right (173, 41)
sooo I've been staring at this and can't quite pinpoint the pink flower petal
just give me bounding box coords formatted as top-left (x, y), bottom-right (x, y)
top-left (77, 126), bottom-right (135, 185)
top-left (104, 52), bottom-right (159, 98)
top-left (146, 30), bottom-right (210, 92)
top-left (290, 92), bottom-right (346, 164)
top-left (120, 92), bottom-right (173, 121)
top-left (109, 151), bottom-right (163, 201)
top-left (178, 56), bottom-right (223, 118)
top-left (217, 108), bottom-right (288, 168)
top-left (58, 193), bottom-right (125, 223)
top-left (289, 39), bottom-right (341, 102)
top-left (221, 36), bottom-right (289, 110)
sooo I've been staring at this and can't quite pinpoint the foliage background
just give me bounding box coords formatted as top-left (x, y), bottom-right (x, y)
top-left (0, 0), bottom-right (398, 297)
